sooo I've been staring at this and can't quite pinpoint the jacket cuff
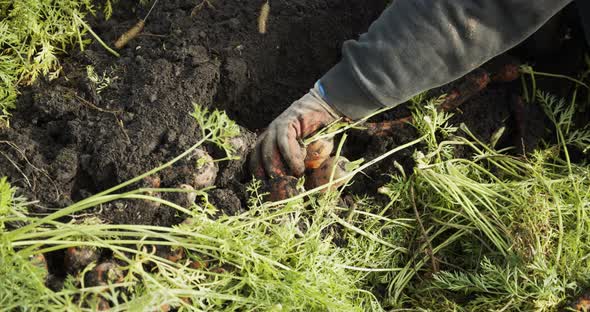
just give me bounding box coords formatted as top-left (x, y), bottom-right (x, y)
top-left (318, 62), bottom-right (385, 120)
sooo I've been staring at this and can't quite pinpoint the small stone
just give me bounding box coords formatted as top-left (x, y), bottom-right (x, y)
top-left (188, 45), bottom-right (209, 65)
top-left (80, 154), bottom-right (92, 170)
top-left (228, 18), bottom-right (240, 30)
top-left (165, 130), bottom-right (177, 143)
top-left (125, 112), bottom-right (135, 122)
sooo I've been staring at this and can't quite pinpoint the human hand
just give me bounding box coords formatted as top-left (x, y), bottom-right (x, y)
top-left (249, 86), bottom-right (341, 179)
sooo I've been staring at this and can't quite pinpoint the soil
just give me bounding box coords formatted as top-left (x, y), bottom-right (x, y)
top-left (0, 0), bottom-right (588, 227)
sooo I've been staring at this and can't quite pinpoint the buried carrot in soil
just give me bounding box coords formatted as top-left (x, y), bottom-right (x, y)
top-left (365, 61), bottom-right (520, 137)
top-left (189, 148), bottom-right (218, 189)
top-left (29, 254), bottom-right (48, 276)
top-left (64, 246), bottom-right (99, 274)
top-left (265, 176), bottom-right (299, 201)
top-left (84, 261), bottom-right (124, 288)
top-left (572, 290), bottom-right (590, 311)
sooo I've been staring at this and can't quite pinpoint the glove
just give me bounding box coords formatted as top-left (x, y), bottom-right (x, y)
top-left (249, 85), bottom-right (341, 179)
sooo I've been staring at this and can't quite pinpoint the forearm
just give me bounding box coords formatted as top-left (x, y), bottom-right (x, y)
top-left (319, 0), bottom-right (573, 119)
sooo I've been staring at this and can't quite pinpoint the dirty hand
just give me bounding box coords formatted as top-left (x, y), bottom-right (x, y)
top-left (250, 86), bottom-right (341, 179)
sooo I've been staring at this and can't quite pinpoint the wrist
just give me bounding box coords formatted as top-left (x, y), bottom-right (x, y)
top-left (319, 62), bottom-right (385, 120)
top-left (311, 81), bottom-right (344, 120)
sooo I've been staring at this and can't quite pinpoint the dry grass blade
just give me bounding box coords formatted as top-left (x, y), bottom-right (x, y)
top-left (114, 20), bottom-right (145, 49)
top-left (258, 1), bottom-right (270, 34)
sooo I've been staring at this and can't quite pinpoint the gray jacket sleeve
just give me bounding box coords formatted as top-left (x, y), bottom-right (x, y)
top-left (319, 0), bottom-right (573, 119)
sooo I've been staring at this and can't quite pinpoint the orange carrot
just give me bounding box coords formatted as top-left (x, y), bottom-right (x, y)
top-left (305, 138), bottom-right (333, 169)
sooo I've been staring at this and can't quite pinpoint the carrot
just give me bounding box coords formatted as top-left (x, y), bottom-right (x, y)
top-left (96, 297), bottom-right (110, 311)
top-left (166, 247), bottom-right (185, 263)
top-left (305, 138), bottom-right (333, 169)
top-left (305, 156), bottom-right (352, 191)
top-left (190, 260), bottom-right (208, 269)
top-left (143, 175), bottom-right (162, 208)
top-left (144, 175), bottom-right (161, 188)
top-left (29, 254), bottom-right (48, 276)
top-left (365, 68), bottom-right (492, 137)
top-left (190, 149), bottom-right (218, 189)
top-left (572, 290), bottom-right (590, 311)
top-left (85, 262), bottom-right (124, 287)
top-left (180, 184), bottom-right (197, 204)
top-left (486, 55), bottom-right (521, 82)
top-left (64, 246), bottom-right (99, 274)
top-left (365, 116), bottom-right (413, 137)
top-left (438, 68), bottom-right (490, 112)
top-left (266, 176), bottom-right (299, 201)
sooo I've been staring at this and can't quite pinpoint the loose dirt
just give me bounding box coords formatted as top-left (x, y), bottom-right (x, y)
top-left (0, 0), bottom-right (587, 227)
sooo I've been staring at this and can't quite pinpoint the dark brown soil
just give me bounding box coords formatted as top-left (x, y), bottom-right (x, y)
top-left (0, 0), bottom-right (588, 227)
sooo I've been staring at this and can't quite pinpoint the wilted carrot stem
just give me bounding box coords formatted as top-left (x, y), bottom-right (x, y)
top-left (258, 1), bottom-right (270, 34)
top-left (114, 19), bottom-right (145, 49)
